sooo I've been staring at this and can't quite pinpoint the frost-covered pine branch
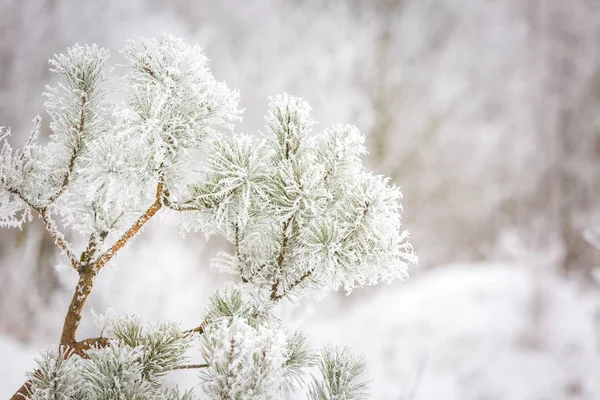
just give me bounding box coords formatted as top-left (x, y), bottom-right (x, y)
top-left (190, 94), bottom-right (416, 300)
top-left (308, 346), bottom-right (369, 400)
top-left (2, 34), bottom-right (416, 400)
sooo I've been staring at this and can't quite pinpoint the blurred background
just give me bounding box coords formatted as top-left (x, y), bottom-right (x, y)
top-left (1, 0), bottom-right (600, 398)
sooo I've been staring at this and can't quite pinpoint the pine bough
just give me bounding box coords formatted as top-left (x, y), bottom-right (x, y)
top-left (0, 35), bottom-right (416, 400)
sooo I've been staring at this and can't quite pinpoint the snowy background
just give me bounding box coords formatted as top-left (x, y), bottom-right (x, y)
top-left (1, 0), bottom-right (600, 398)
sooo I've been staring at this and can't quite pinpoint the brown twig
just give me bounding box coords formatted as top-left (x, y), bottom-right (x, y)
top-left (8, 187), bottom-right (79, 270)
top-left (59, 181), bottom-right (164, 347)
top-left (172, 363), bottom-right (209, 370)
top-left (185, 324), bottom-right (205, 335)
top-left (92, 181), bottom-right (164, 272)
top-left (12, 181), bottom-right (166, 399)
top-left (162, 187), bottom-right (199, 212)
top-left (59, 271), bottom-right (96, 346)
top-left (39, 209), bottom-right (79, 269)
top-left (271, 217), bottom-right (292, 300)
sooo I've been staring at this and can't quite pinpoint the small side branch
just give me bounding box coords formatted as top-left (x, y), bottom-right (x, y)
top-left (271, 268), bottom-right (314, 302)
top-left (9, 337), bottom-right (110, 400)
top-left (163, 189), bottom-right (199, 211)
top-left (47, 94), bottom-right (87, 205)
top-left (8, 187), bottom-right (79, 270)
top-left (92, 181), bottom-right (164, 272)
top-left (72, 337), bottom-right (111, 356)
top-left (271, 217), bottom-right (292, 300)
top-left (172, 363), bottom-right (209, 370)
top-left (185, 324), bottom-right (205, 335)
top-left (40, 209), bottom-right (79, 269)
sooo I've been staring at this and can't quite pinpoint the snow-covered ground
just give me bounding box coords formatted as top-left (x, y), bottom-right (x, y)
top-left (302, 264), bottom-right (600, 400)
top-left (0, 335), bottom-right (37, 396)
top-left (2, 264), bottom-right (599, 399)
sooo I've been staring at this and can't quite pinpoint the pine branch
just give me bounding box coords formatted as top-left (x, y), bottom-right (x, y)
top-left (8, 187), bottom-right (79, 270)
top-left (72, 337), bottom-right (111, 355)
top-left (234, 224), bottom-right (251, 282)
top-left (271, 217), bottom-right (292, 300)
top-left (79, 232), bottom-right (100, 266)
top-left (9, 337), bottom-right (110, 400)
top-left (92, 180), bottom-right (164, 272)
top-left (45, 94), bottom-right (86, 205)
top-left (163, 191), bottom-right (199, 211)
top-left (278, 268), bottom-right (314, 301)
top-left (7, 187), bottom-right (43, 212)
top-left (40, 209), bottom-right (79, 269)
top-left (59, 270), bottom-right (95, 346)
top-left (45, 147), bottom-right (78, 205)
top-left (61, 181), bottom-right (164, 347)
top-left (185, 324), bottom-right (205, 335)
top-left (172, 363), bottom-right (209, 370)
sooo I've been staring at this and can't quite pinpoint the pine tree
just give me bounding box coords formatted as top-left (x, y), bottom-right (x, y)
top-left (1, 34), bottom-right (416, 400)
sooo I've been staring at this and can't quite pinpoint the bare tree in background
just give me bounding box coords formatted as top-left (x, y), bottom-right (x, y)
top-left (0, 0), bottom-right (63, 341)
top-left (522, 0), bottom-right (600, 278)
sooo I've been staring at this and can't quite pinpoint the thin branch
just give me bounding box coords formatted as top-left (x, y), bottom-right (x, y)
top-left (271, 217), bottom-right (292, 300)
top-left (271, 268), bottom-right (314, 302)
top-left (163, 198), bottom-right (199, 211)
top-left (46, 148), bottom-right (77, 204)
top-left (162, 188), bottom-right (200, 211)
top-left (47, 94), bottom-right (87, 205)
top-left (8, 187), bottom-right (79, 270)
top-left (79, 233), bottom-right (99, 266)
top-left (234, 224), bottom-right (250, 283)
top-left (185, 324), bottom-right (205, 335)
top-left (7, 187), bottom-right (42, 212)
top-left (39, 209), bottom-right (79, 269)
top-left (172, 363), bottom-right (209, 370)
top-left (72, 337), bottom-right (111, 356)
top-left (92, 181), bottom-right (164, 272)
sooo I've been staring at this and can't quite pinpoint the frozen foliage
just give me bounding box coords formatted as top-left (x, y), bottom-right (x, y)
top-left (4, 264), bottom-right (600, 399)
top-left (199, 285), bottom-right (316, 399)
top-left (0, 35), bottom-right (415, 399)
top-left (28, 318), bottom-right (194, 400)
top-left (308, 346), bottom-right (369, 400)
top-left (200, 316), bottom-right (289, 398)
top-left (189, 94), bottom-right (416, 297)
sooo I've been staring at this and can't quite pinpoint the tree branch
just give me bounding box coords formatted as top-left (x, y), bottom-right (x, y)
top-left (92, 180), bottom-right (164, 272)
top-left (47, 93), bottom-right (87, 205)
top-left (71, 337), bottom-right (111, 356)
top-left (7, 187), bottom-right (43, 212)
top-left (7, 187), bottom-right (79, 270)
top-left (61, 181), bottom-right (164, 347)
top-left (185, 324), bottom-right (205, 335)
top-left (271, 268), bottom-right (314, 301)
top-left (10, 179), bottom-right (169, 399)
top-left (271, 217), bottom-right (292, 300)
top-left (59, 271), bottom-right (95, 346)
top-left (39, 209), bottom-right (79, 269)
top-left (162, 189), bottom-right (199, 211)
top-left (9, 337), bottom-right (110, 400)
top-left (172, 363), bottom-right (209, 370)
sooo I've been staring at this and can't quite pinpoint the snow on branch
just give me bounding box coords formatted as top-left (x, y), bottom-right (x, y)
top-left (2, 34), bottom-right (416, 400)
